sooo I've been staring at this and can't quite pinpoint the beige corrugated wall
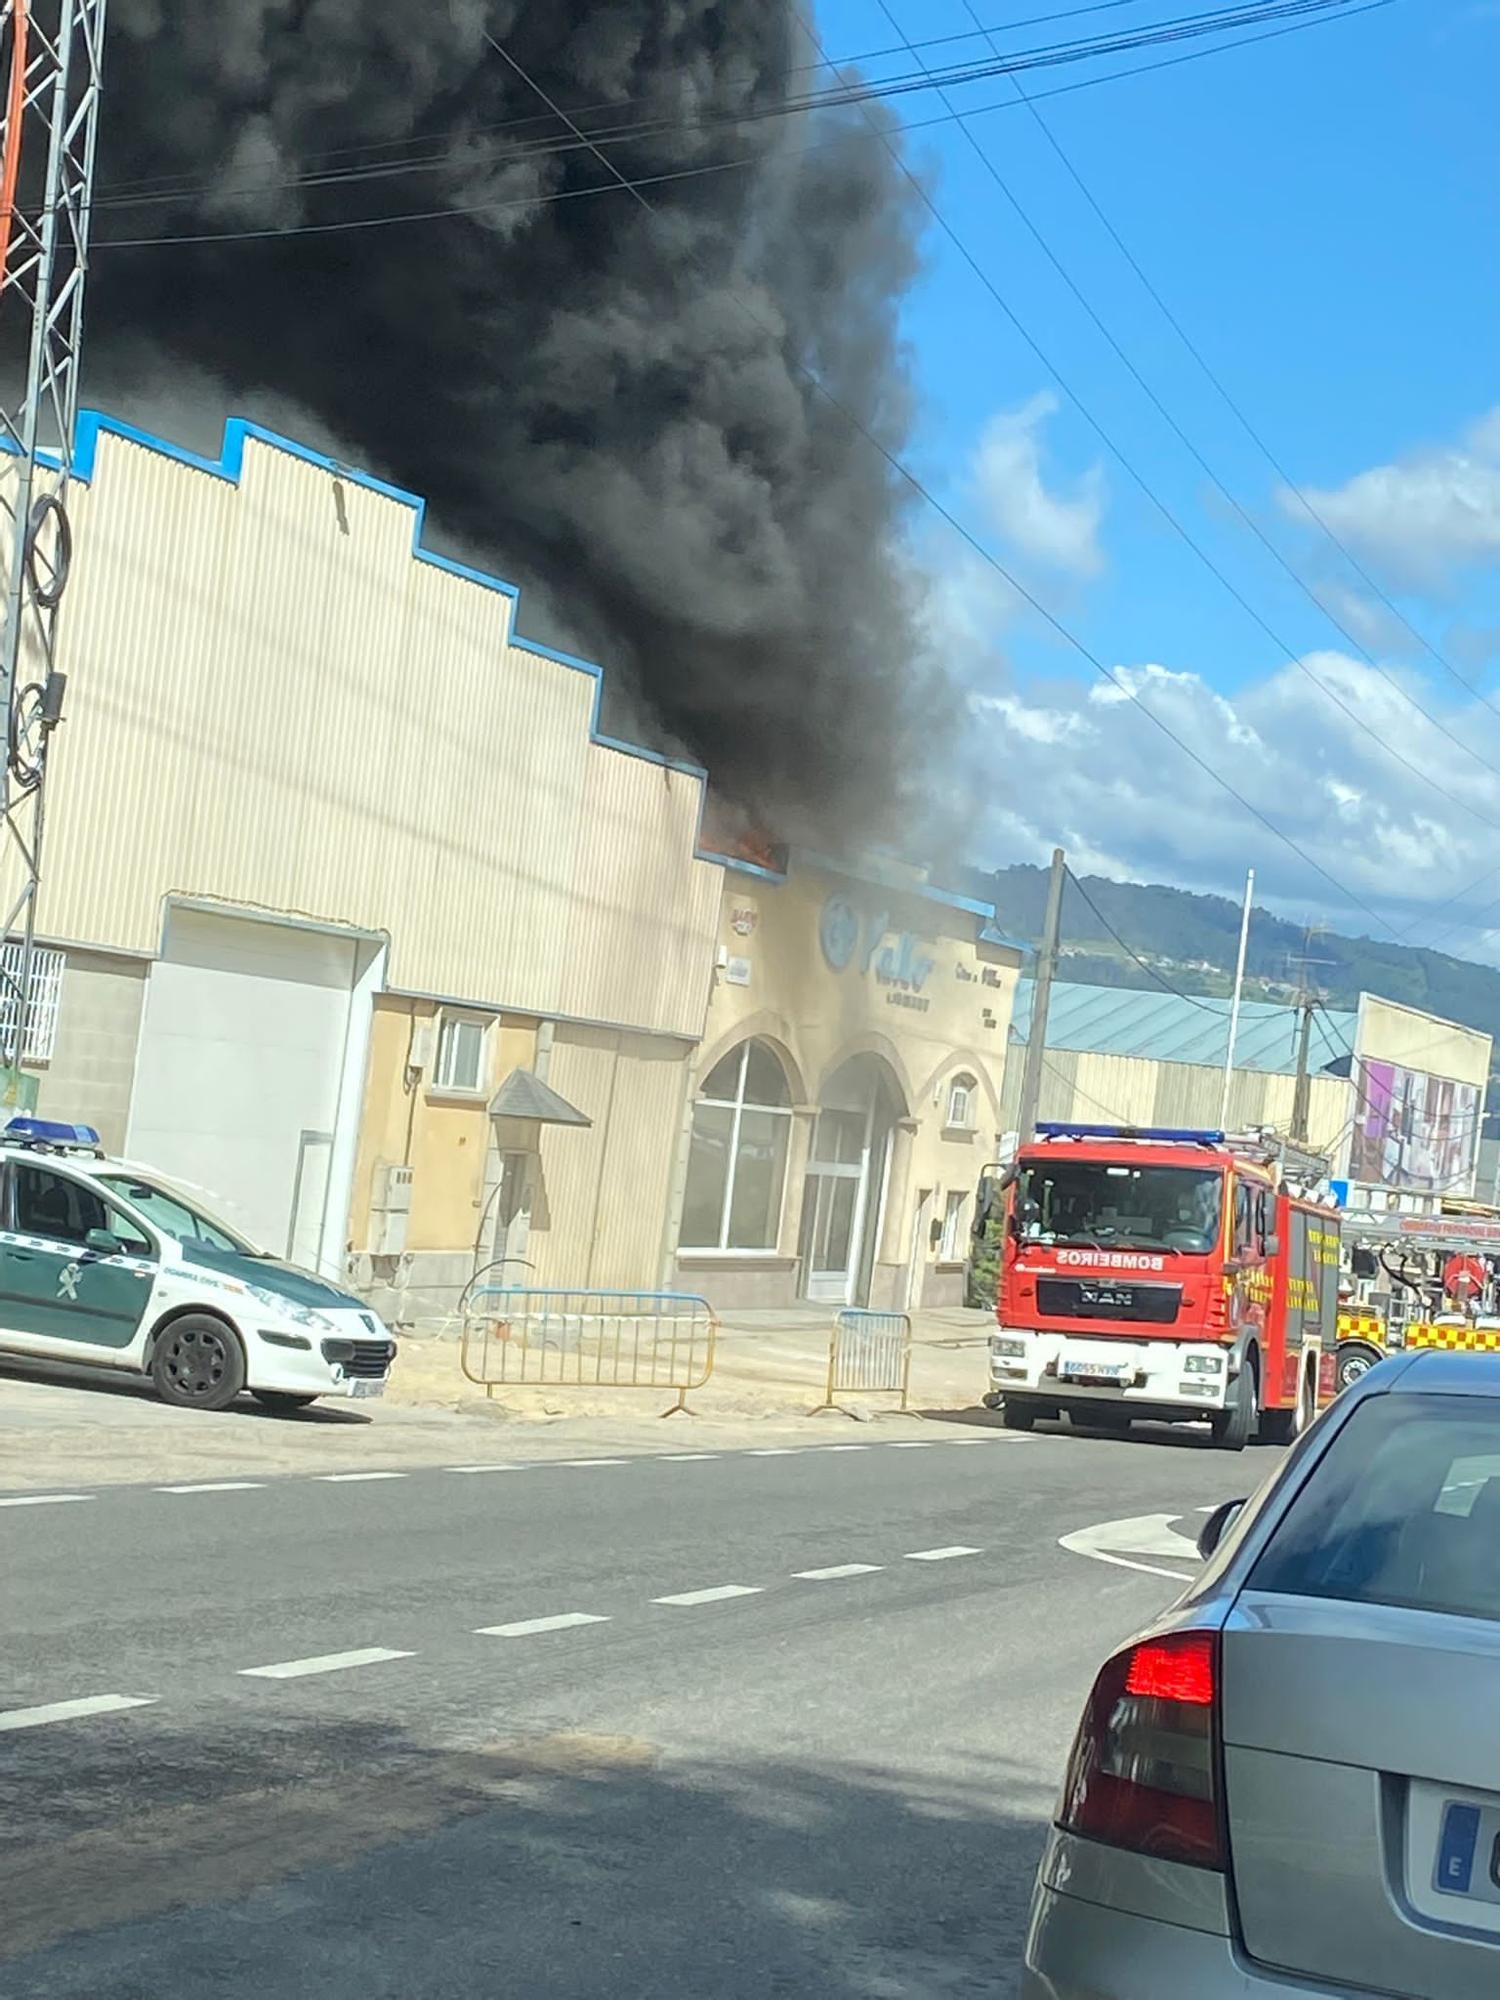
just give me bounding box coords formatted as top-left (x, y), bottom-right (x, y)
top-left (527, 1025), bottom-right (689, 1289)
top-left (26, 425), bottom-right (721, 1039)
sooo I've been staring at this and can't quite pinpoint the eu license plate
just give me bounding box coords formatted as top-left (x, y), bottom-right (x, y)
top-left (1061, 1359), bottom-right (1128, 1384)
top-left (1435, 1800), bottom-right (1500, 1904)
top-left (348, 1377), bottom-right (386, 1401)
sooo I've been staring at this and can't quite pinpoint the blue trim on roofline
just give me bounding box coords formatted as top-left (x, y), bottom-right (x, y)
top-left (797, 847), bottom-right (996, 920)
top-left (65, 409), bottom-right (721, 799)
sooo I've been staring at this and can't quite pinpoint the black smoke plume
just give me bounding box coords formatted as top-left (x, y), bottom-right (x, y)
top-left (88, 2), bottom-right (943, 845)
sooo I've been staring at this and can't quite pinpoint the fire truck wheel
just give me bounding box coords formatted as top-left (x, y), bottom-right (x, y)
top-left (1336, 1342), bottom-right (1381, 1393)
top-left (1211, 1356), bottom-right (1257, 1452)
top-left (1259, 1366), bottom-right (1311, 1447)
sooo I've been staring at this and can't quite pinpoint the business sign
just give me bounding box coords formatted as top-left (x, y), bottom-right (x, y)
top-left (818, 895), bottom-right (935, 1013)
top-left (1349, 1057), bottom-right (1482, 1197)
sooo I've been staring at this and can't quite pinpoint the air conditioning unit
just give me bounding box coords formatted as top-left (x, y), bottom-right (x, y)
top-left (407, 1020), bottom-right (435, 1075)
top-left (371, 1163), bottom-right (414, 1256)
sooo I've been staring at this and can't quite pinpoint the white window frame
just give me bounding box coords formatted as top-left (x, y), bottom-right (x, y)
top-left (946, 1074), bottom-right (977, 1132)
top-left (682, 1041), bottom-right (793, 1255)
top-left (0, 939), bottom-right (64, 1064)
top-left (939, 1188), bottom-right (968, 1263)
top-left (432, 1010), bottom-right (490, 1095)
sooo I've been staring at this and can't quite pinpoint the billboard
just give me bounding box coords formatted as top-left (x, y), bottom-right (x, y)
top-left (1348, 1058), bottom-right (1482, 1196)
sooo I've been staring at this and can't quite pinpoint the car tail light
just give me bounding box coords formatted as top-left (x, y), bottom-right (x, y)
top-left (1058, 1629), bottom-right (1226, 1870)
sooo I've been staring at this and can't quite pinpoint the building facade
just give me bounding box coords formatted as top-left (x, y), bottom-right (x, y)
top-left (8, 411), bottom-right (1026, 1321)
top-left (672, 858), bottom-right (1023, 1310)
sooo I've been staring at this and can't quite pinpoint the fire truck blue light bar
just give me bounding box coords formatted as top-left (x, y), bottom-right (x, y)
top-left (1034, 1122), bottom-right (1226, 1145)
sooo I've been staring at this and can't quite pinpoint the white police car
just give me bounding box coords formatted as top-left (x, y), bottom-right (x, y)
top-left (0, 1117), bottom-right (395, 1412)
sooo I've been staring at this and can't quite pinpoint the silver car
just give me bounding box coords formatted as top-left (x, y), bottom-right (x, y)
top-left (1023, 1349), bottom-right (1500, 1998)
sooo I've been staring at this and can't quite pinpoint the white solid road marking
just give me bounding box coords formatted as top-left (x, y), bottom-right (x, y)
top-left (0, 1694), bottom-right (156, 1732)
top-left (794, 1563), bottom-right (884, 1581)
top-left (445, 1464), bottom-right (526, 1475)
top-left (660, 1453), bottom-right (718, 1462)
top-left (904, 1546), bottom-right (983, 1562)
top-left (0, 1493), bottom-right (91, 1508)
top-left (560, 1458), bottom-right (630, 1468)
top-left (240, 1647), bottom-right (414, 1680)
top-left (316, 1472), bottom-right (408, 1484)
top-left (476, 1613), bottom-right (610, 1638)
top-left (157, 1482), bottom-right (265, 1495)
top-left (653, 1585), bottom-right (764, 1606)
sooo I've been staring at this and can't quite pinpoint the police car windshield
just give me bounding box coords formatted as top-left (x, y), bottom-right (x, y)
top-left (98, 1173), bottom-right (261, 1256)
top-left (1019, 1162), bottom-right (1222, 1253)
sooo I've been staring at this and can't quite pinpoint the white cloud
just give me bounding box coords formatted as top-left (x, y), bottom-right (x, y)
top-left (1287, 408), bottom-right (1500, 588)
top-left (973, 392), bottom-right (1105, 578)
top-left (973, 648), bottom-right (1500, 960)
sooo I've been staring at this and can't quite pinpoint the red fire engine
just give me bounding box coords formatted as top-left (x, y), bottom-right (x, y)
top-left (983, 1124), bottom-right (1341, 1450)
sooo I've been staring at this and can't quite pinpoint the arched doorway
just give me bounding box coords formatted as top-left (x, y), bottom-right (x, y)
top-left (799, 1054), bottom-right (905, 1305)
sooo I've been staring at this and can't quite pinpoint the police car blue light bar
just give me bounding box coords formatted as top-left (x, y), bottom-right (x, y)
top-left (4, 1116), bottom-right (102, 1148)
top-left (1034, 1122), bottom-right (1225, 1146)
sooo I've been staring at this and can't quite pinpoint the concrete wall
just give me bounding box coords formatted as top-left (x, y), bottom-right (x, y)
top-left (33, 949), bottom-right (148, 1154)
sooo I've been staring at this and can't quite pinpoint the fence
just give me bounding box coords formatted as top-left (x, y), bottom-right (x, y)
top-left (814, 1308), bottom-right (912, 1415)
top-left (460, 1288), bottom-right (718, 1415)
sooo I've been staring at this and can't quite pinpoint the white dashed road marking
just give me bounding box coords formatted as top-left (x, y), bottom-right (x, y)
top-left (476, 1613), bottom-right (610, 1638)
top-left (316, 1472), bottom-right (407, 1484)
top-left (748, 1448), bottom-right (801, 1456)
top-left (886, 1441), bottom-right (935, 1449)
top-left (794, 1564), bottom-right (884, 1581)
top-left (904, 1546), bottom-right (982, 1562)
top-left (660, 1454), bottom-right (718, 1462)
top-left (0, 1695), bottom-right (156, 1732)
top-left (239, 1647), bottom-right (415, 1680)
top-left (653, 1585), bottom-right (764, 1607)
top-left (0, 1493), bottom-right (91, 1508)
top-left (816, 1444), bottom-right (869, 1452)
top-left (560, 1459), bottom-right (630, 1468)
top-left (157, 1482), bottom-right (265, 1495)
top-left (445, 1464), bottom-right (526, 1475)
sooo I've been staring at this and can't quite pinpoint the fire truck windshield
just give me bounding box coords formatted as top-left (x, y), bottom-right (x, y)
top-left (1017, 1160), bottom-right (1222, 1254)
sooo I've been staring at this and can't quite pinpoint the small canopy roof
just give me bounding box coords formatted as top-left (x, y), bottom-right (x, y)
top-left (488, 1069), bottom-right (592, 1127)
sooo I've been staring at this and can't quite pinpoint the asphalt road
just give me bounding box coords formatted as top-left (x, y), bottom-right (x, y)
top-left (1, 1422), bottom-right (1261, 1998)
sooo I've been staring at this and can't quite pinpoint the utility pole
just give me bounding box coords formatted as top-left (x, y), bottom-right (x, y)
top-left (1219, 867), bottom-right (1254, 1131)
top-left (1289, 992), bottom-right (1316, 1145)
top-left (1016, 847), bottom-right (1065, 1146)
top-left (0, 1), bottom-right (109, 1093)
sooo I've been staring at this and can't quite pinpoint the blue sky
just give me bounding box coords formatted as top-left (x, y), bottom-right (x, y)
top-left (812, 1), bottom-right (1500, 956)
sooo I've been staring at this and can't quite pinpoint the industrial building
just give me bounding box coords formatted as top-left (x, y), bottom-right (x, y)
top-left (1002, 979), bottom-right (1492, 1209)
top-left (7, 411), bottom-right (1023, 1318)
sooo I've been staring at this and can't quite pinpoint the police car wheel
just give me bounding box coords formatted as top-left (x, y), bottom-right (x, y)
top-left (252, 1391), bottom-right (319, 1414)
top-left (151, 1315), bottom-right (247, 1412)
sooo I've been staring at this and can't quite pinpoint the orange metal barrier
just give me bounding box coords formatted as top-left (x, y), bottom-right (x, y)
top-left (461, 1288), bottom-right (718, 1416)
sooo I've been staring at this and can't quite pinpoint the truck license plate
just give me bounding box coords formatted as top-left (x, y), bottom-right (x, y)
top-left (1060, 1359), bottom-right (1128, 1384)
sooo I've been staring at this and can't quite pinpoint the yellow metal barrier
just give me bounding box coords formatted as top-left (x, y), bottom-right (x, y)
top-left (460, 1288), bottom-right (718, 1416)
top-left (813, 1308), bottom-right (912, 1415)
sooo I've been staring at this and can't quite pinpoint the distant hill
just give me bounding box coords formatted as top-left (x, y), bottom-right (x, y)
top-left (976, 862), bottom-right (1500, 1127)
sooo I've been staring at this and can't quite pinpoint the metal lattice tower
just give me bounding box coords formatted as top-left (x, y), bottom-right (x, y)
top-left (0, 0), bottom-right (106, 1079)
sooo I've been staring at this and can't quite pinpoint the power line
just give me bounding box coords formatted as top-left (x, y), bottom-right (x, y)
top-left (92, 2), bottom-right (1392, 250)
top-left (983, 5), bottom-right (1500, 732)
top-left (83, 1), bottom-right (1180, 213)
top-left (872, 1), bottom-right (1500, 835)
top-left (1063, 867), bottom-right (1234, 1014)
top-left (474, 17), bottom-right (1407, 952)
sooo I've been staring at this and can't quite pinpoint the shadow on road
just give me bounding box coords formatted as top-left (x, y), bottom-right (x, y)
top-left (0, 1354), bottom-right (373, 1425)
top-left (0, 1710), bottom-right (1051, 1997)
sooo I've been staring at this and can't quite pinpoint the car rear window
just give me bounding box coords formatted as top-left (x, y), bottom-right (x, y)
top-left (1249, 1393), bottom-right (1500, 1625)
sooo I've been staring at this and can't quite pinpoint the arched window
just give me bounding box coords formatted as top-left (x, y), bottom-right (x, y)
top-left (681, 1041), bottom-right (793, 1252)
top-left (947, 1072), bottom-right (978, 1131)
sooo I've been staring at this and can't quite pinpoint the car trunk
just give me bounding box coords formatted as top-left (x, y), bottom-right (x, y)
top-left (1222, 1593), bottom-right (1500, 1998)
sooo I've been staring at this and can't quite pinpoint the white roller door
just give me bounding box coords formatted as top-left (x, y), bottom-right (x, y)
top-left (127, 908), bottom-right (362, 1267)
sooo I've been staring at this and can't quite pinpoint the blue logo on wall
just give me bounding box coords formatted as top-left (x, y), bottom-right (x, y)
top-left (820, 895), bottom-right (860, 972)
